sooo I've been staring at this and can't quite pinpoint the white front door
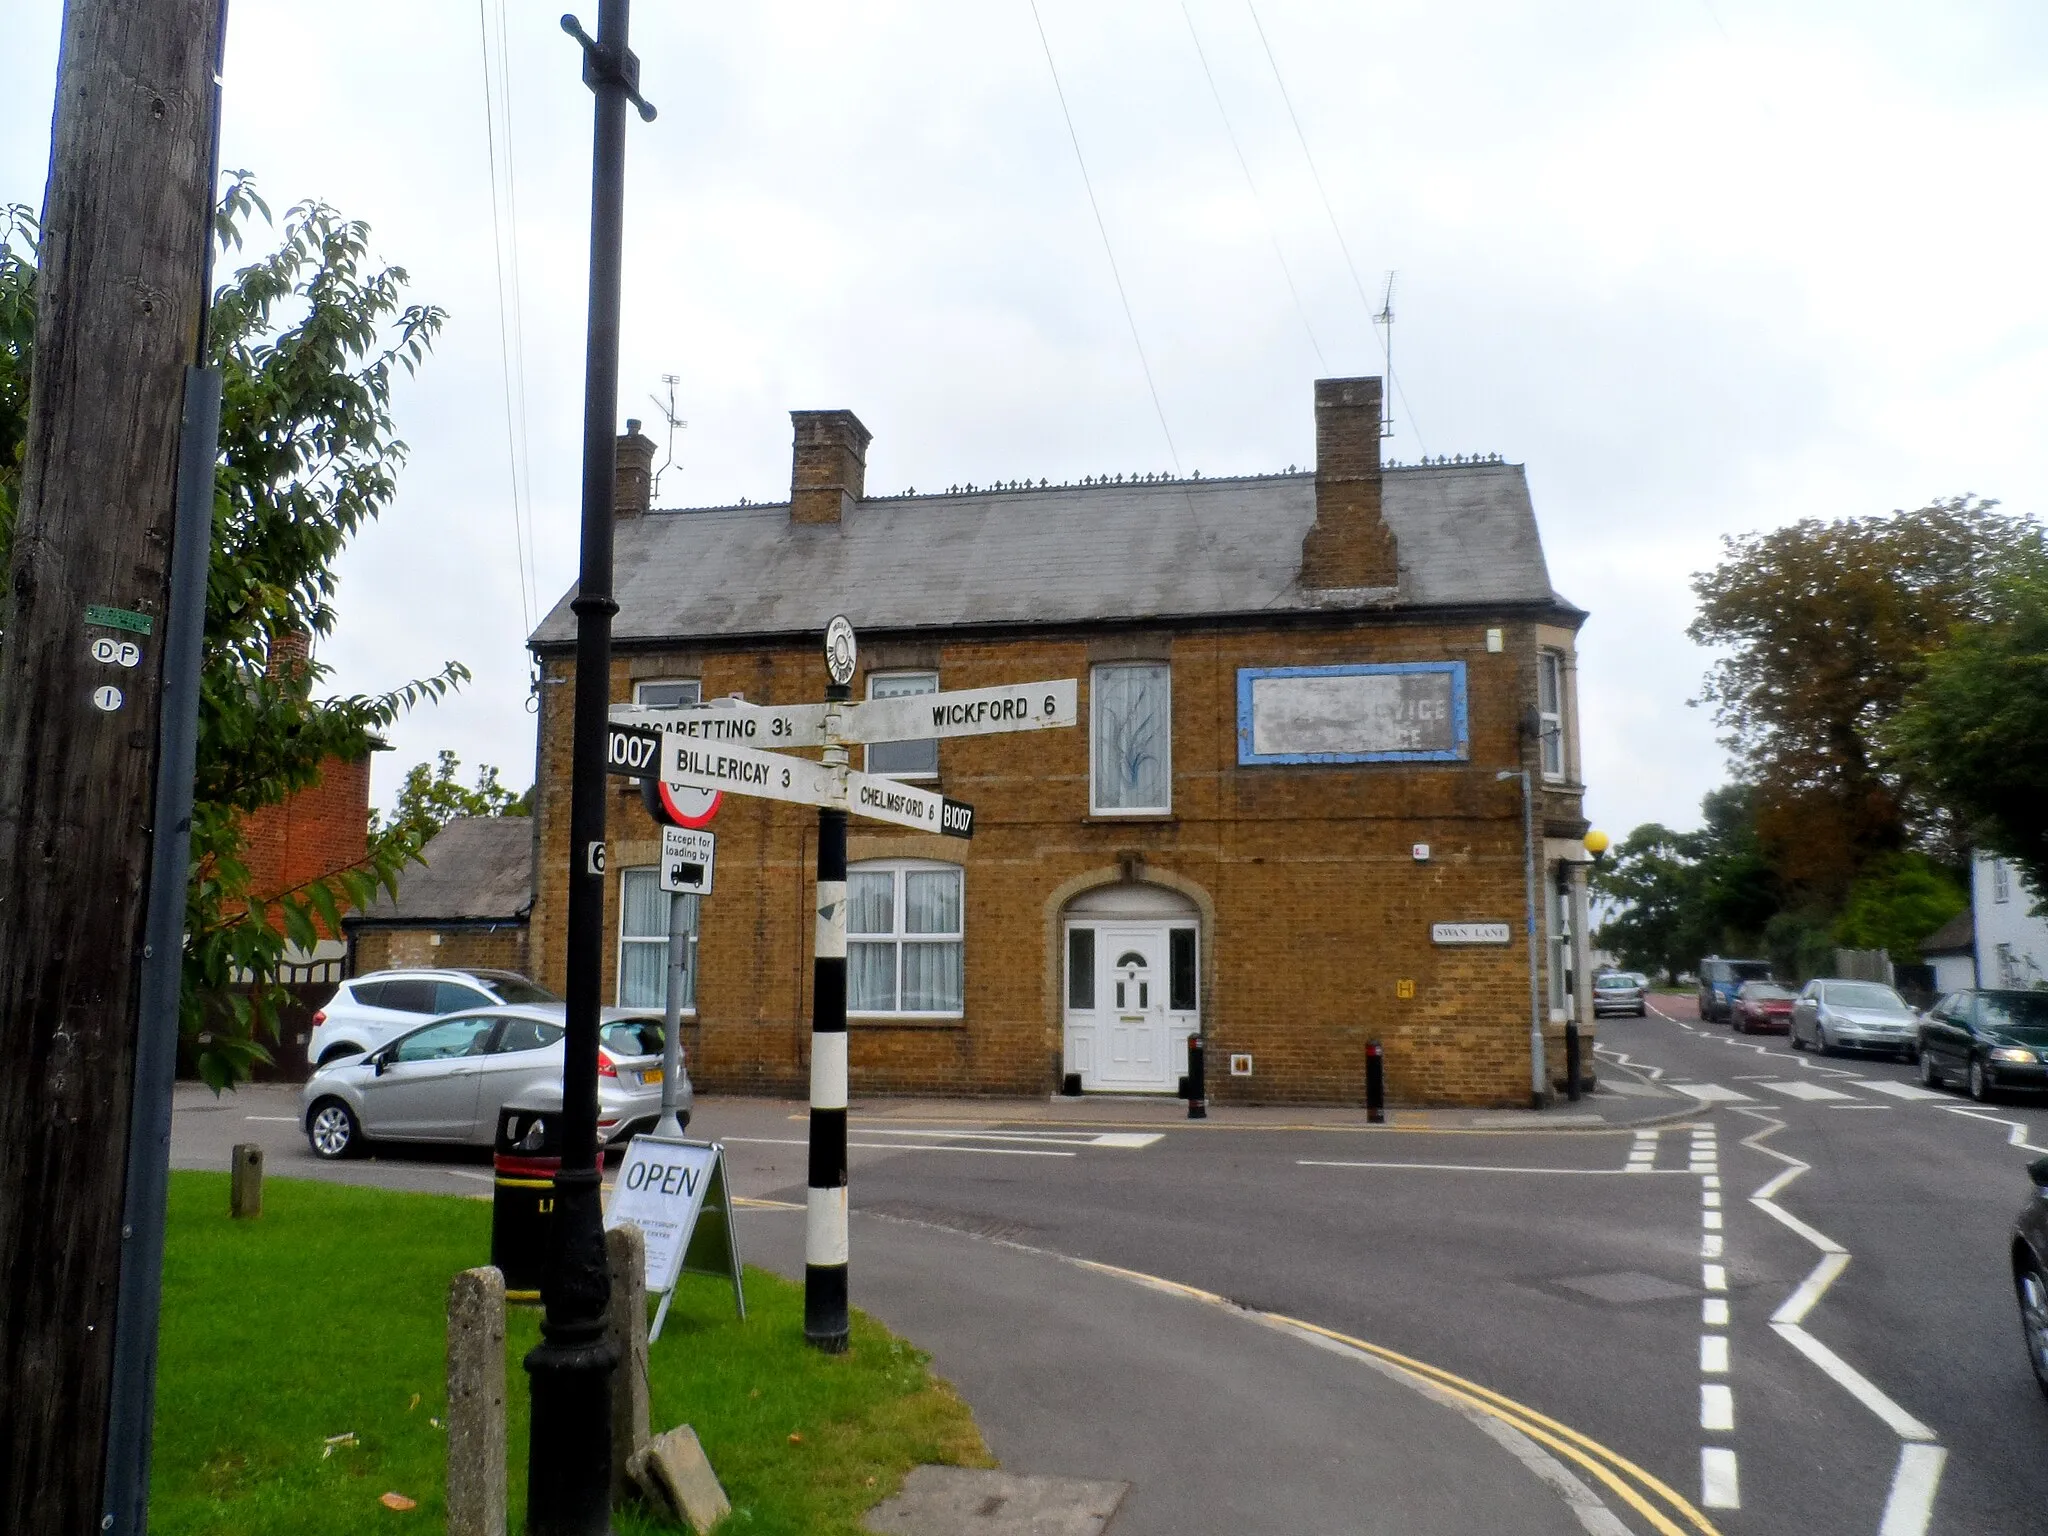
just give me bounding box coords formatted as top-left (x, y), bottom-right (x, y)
top-left (1097, 927), bottom-right (1171, 1090)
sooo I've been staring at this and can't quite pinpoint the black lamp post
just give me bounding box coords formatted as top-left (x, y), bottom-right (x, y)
top-left (525, 6), bottom-right (654, 1532)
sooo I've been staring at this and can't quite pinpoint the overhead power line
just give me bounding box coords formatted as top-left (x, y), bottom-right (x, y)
top-left (1244, 0), bottom-right (1428, 453)
top-left (1178, 1), bottom-right (1325, 372)
top-left (1027, 0), bottom-right (1181, 473)
top-left (477, 0), bottom-right (540, 632)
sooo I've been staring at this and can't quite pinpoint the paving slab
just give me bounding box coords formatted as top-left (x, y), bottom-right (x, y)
top-left (863, 1467), bottom-right (1127, 1536)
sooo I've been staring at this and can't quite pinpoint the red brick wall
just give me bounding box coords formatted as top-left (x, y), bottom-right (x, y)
top-left (238, 755), bottom-right (372, 937)
top-left (529, 618), bottom-right (1588, 1107)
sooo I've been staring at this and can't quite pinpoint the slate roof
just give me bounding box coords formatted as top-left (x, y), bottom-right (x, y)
top-left (347, 817), bottom-right (532, 926)
top-left (1920, 909), bottom-right (1974, 956)
top-left (529, 463), bottom-right (1579, 648)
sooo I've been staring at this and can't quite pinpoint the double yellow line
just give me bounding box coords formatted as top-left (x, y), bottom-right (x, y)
top-left (1069, 1257), bottom-right (1723, 1536)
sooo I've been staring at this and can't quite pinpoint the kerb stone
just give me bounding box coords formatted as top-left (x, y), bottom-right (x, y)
top-left (631, 1425), bottom-right (731, 1533)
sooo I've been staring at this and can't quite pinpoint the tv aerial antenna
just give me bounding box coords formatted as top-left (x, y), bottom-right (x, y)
top-left (1373, 272), bottom-right (1396, 441)
top-left (648, 373), bottom-right (687, 500)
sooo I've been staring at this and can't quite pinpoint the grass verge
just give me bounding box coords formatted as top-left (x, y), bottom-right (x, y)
top-left (153, 1172), bottom-right (989, 1534)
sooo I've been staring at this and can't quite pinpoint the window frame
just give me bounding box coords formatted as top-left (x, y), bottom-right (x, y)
top-left (616, 866), bottom-right (699, 1014)
top-left (864, 669), bottom-right (940, 780)
top-left (846, 859), bottom-right (965, 1019)
top-left (1089, 661), bottom-right (1173, 817)
top-left (1994, 859), bottom-right (2011, 904)
top-left (1537, 651), bottom-right (1566, 782)
top-left (634, 678), bottom-right (702, 710)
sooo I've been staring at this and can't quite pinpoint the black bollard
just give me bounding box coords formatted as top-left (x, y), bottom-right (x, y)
top-left (1186, 1033), bottom-right (1207, 1120)
top-left (1565, 1021), bottom-right (1582, 1103)
top-left (1366, 1041), bottom-right (1385, 1124)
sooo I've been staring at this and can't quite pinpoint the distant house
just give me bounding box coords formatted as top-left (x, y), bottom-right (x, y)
top-left (343, 816), bottom-right (533, 977)
top-left (1973, 852), bottom-right (2048, 991)
top-left (1919, 909), bottom-right (1975, 994)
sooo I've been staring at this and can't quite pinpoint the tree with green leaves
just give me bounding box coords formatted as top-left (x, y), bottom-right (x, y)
top-left (377, 750), bottom-right (531, 847)
top-left (0, 181), bottom-right (465, 1087)
top-left (1689, 498), bottom-right (2045, 902)
top-left (1594, 786), bottom-right (1781, 979)
top-left (1888, 547), bottom-right (2048, 908)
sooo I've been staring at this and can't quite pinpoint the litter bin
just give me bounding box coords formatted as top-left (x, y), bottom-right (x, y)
top-left (492, 1106), bottom-right (562, 1300)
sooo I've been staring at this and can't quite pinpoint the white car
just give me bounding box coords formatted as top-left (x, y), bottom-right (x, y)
top-left (306, 968), bottom-right (563, 1066)
top-left (299, 1004), bottom-right (687, 1159)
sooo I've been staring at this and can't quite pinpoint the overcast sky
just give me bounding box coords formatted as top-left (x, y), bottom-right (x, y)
top-left (5, 1), bottom-right (2044, 838)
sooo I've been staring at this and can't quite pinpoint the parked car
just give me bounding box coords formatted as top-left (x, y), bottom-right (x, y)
top-left (306, 968), bottom-right (562, 1066)
top-left (299, 1003), bottom-right (688, 1159)
top-left (1731, 980), bottom-right (1798, 1034)
top-left (1917, 990), bottom-right (2048, 1102)
top-left (2014, 1155), bottom-right (2048, 1401)
top-left (1698, 957), bottom-right (1773, 1022)
top-left (1592, 972), bottom-right (1647, 1017)
top-left (1789, 979), bottom-right (1919, 1058)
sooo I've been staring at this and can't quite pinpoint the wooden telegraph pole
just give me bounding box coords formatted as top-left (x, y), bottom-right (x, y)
top-left (0, 1), bottom-right (225, 1530)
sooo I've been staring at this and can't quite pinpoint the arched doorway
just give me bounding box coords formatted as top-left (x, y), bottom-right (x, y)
top-left (1062, 883), bottom-right (1199, 1092)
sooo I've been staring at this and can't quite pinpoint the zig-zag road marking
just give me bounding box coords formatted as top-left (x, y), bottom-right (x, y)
top-left (1733, 1107), bottom-right (1945, 1535)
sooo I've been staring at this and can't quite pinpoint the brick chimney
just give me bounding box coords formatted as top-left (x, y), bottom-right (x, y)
top-left (789, 409), bottom-right (871, 525)
top-left (615, 418), bottom-right (656, 519)
top-left (1299, 376), bottom-right (1398, 589)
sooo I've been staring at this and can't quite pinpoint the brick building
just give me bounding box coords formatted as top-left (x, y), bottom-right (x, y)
top-left (527, 376), bottom-right (1597, 1107)
top-left (344, 815), bottom-right (533, 976)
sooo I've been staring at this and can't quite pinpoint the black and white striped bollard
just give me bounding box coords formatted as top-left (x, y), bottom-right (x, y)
top-left (804, 678), bottom-right (852, 1352)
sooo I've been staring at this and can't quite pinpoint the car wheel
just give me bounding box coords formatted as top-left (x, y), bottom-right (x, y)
top-left (1919, 1050), bottom-right (1941, 1088)
top-left (307, 1098), bottom-right (362, 1160)
top-left (1790, 1025), bottom-right (1806, 1051)
top-left (1816, 1026), bottom-right (1832, 1056)
top-left (1969, 1057), bottom-right (1994, 1103)
top-left (2017, 1259), bottom-right (2048, 1401)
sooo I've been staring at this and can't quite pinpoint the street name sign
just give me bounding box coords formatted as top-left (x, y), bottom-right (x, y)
top-left (659, 827), bottom-right (715, 895)
top-left (839, 678), bottom-right (1078, 745)
top-left (614, 697), bottom-right (832, 749)
top-left (605, 1136), bottom-right (745, 1337)
top-left (1432, 922), bottom-right (1512, 945)
top-left (660, 735), bottom-right (840, 809)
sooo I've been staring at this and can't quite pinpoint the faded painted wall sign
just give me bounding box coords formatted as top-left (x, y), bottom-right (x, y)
top-left (1237, 662), bottom-right (1468, 764)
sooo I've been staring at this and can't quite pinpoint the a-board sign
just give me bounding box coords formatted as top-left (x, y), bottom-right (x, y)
top-left (605, 1136), bottom-right (745, 1337)
top-left (1432, 922), bottom-right (1512, 946)
top-left (606, 722), bottom-right (665, 776)
top-left (659, 826), bottom-right (715, 895)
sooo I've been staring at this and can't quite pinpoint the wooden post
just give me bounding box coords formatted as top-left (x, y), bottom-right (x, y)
top-left (229, 1143), bottom-right (263, 1219)
top-left (605, 1223), bottom-right (650, 1503)
top-left (0, 1), bottom-right (225, 1528)
top-left (447, 1267), bottom-right (508, 1536)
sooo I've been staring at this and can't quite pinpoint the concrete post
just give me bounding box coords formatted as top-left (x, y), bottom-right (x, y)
top-left (229, 1144), bottom-right (263, 1220)
top-left (447, 1266), bottom-right (508, 1536)
top-left (606, 1224), bottom-right (650, 1502)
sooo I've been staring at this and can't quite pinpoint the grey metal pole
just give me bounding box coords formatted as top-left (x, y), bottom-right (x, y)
top-left (656, 894), bottom-right (687, 1137)
top-left (1500, 769), bottom-right (1546, 1110)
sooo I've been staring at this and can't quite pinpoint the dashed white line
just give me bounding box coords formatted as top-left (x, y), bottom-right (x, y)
top-left (1703, 1298), bottom-right (1729, 1327)
top-left (1700, 1383), bottom-right (1735, 1431)
top-left (1668, 1083), bottom-right (1754, 1102)
top-left (1858, 1081), bottom-right (1946, 1102)
top-left (1700, 1447), bottom-right (1741, 1509)
top-left (1700, 1335), bottom-right (1729, 1373)
top-left (1703, 1263), bottom-right (1728, 1291)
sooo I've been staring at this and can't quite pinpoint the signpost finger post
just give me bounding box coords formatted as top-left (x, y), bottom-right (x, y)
top-left (612, 617), bottom-right (1078, 1351)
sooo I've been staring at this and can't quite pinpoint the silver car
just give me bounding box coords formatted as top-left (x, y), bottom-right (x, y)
top-left (1789, 979), bottom-right (1919, 1058)
top-left (300, 1004), bottom-right (686, 1159)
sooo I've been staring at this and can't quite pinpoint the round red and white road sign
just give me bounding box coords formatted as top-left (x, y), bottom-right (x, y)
top-left (643, 776), bottom-right (721, 829)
